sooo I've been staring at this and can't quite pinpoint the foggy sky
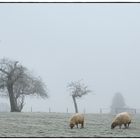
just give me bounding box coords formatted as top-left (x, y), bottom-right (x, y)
top-left (0, 3), bottom-right (140, 113)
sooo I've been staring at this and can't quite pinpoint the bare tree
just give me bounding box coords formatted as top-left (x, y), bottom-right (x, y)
top-left (67, 80), bottom-right (91, 113)
top-left (110, 92), bottom-right (126, 114)
top-left (0, 58), bottom-right (48, 112)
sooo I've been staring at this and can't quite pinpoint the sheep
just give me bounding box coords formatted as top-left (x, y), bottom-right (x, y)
top-left (111, 112), bottom-right (132, 129)
top-left (69, 113), bottom-right (84, 129)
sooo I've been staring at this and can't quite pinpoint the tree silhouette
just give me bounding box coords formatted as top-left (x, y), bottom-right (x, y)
top-left (110, 92), bottom-right (126, 114)
top-left (0, 58), bottom-right (48, 112)
top-left (67, 80), bottom-right (91, 113)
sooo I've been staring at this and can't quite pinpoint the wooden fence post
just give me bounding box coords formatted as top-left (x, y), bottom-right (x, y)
top-left (100, 108), bottom-right (102, 114)
top-left (83, 108), bottom-right (86, 114)
top-left (49, 107), bottom-right (51, 113)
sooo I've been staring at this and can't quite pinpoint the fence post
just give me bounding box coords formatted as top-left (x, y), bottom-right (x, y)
top-left (83, 108), bottom-right (86, 114)
top-left (100, 108), bottom-right (102, 114)
top-left (31, 107), bottom-right (32, 112)
top-left (115, 108), bottom-right (118, 114)
top-left (67, 108), bottom-right (68, 113)
top-left (49, 107), bottom-right (51, 113)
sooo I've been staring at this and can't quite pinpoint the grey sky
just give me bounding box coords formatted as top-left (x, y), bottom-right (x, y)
top-left (0, 3), bottom-right (140, 113)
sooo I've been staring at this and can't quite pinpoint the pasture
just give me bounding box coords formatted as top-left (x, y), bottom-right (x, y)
top-left (0, 112), bottom-right (139, 137)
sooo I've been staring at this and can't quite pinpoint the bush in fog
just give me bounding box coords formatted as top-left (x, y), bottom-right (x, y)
top-left (0, 58), bottom-right (48, 112)
top-left (110, 92), bottom-right (126, 114)
top-left (67, 80), bottom-right (91, 113)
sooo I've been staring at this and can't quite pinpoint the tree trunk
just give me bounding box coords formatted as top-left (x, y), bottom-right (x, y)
top-left (7, 85), bottom-right (20, 112)
top-left (17, 96), bottom-right (25, 112)
top-left (72, 95), bottom-right (78, 113)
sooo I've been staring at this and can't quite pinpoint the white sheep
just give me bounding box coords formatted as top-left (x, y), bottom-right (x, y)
top-left (69, 113), bottom-right (84, 129)
top-left (111, 112), bottom-right (132, 129)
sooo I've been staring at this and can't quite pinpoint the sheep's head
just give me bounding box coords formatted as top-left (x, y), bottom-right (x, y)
top-left (111, 122), bottom-right (116, 129)
top-left (70, 123), bottom-right (75, 129)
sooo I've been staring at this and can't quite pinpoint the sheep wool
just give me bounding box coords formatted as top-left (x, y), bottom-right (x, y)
top-left (111, 112), bottom-right (132, 129)
top-left (69, 113), bottom-right (84, 129)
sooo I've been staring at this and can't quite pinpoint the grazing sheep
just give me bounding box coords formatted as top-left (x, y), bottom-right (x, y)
top-left (111, 112), bottom-right (132, 129)
top-left (69, 113), bottom-right (84, 129)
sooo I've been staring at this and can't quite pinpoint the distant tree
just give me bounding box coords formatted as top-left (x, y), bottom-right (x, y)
top-left (110, 92), bottom-right (126, 114)
top-left (0, 58), bottom-right (48, 112)
top-left (67, 80), bottom-right (91, 113)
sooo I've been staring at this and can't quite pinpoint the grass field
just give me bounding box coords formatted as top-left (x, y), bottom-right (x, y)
top-left (0, 112), bottom-right (139, 137)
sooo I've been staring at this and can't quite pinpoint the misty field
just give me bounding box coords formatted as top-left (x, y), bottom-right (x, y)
top-left (0, 112), bottom-right (140, 137)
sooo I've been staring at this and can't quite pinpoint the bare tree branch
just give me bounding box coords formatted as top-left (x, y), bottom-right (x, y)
top-left (0, 68), bottom-right (9, 75)
top-left (67, 80), bottom-right (91, 113)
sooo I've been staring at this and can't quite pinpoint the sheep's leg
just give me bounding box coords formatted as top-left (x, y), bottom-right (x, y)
top-left (128, 122), bottom-right (131, 128)
top-left (124, 124), bottom-right (127, 128)
top-left (76, 124), bottom-right (78, 128)
top-left (119, 125), bottom-right (122, 129)
top-left (127, 124), bottom-right (129, 128)
top-left (127, 123), bottom-right (130, 128)
top-left (81, 122), bottom-right (84, 128)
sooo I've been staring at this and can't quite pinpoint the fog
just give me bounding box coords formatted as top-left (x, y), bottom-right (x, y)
top-left (0, 3), bottom-right (140, 113)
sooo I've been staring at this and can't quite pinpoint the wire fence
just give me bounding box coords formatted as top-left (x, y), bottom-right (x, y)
top-left (0, 105), bottom-right (140, 114)
top-left (45, 107), bottom-right (140, 114)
